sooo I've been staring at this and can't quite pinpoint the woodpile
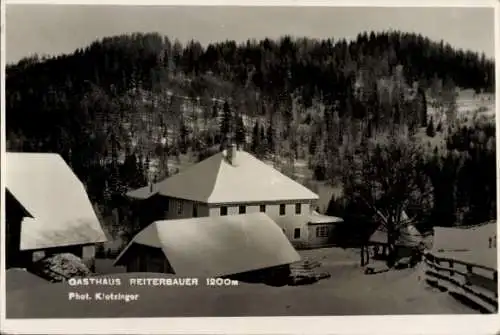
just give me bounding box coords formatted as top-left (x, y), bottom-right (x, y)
top-left (364, 262), bottom-right (389, 275)
top-left (288, 258), bottom-right (331, 286)
top-left (30, 253), bottom-right (92, 282)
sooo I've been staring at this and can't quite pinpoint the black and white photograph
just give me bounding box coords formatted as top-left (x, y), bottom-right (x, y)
top-left (1, 2), bottom-right (498, 332)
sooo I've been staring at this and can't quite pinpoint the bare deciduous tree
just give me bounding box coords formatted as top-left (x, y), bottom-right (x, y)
top-left (342, 134), bottom-right (433, 266)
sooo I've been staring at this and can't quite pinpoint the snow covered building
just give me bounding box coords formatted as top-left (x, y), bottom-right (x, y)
top-left (127, 145), bottom-right (343, 248)
top-left (5, 153), bottom-right (107, 269)
top-left (114, 213), bottom-right (301, 281)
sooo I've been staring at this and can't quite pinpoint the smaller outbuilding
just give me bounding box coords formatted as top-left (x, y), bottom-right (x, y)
top-left (114, 212), bottom-right (302, 284)
top-left (306, 211), bottom-right (344, 248)
top-left (368, 218), bottom-right (423, 262)
top-left (6, 153), bottom-right (108, 270)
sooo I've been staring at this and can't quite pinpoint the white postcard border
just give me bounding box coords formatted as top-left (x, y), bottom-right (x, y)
top-left (1, 1), bottom-right (499, 334)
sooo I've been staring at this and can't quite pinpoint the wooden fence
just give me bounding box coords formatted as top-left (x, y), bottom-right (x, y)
top-left (423, 251), bottom-right (498, 313)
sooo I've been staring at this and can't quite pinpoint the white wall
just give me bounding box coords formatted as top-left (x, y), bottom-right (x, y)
top-left (161, 197), bottom-right (314, 244)
top-left (208, 202), bottom-right (312, 243)
top-left (207, 203), bottom-right (310, 218)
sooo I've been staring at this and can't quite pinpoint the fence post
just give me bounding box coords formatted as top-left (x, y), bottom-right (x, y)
top-left (465, 265), bottom-right (473, 285)
top-left (494, 271), bottom-right (498, 298)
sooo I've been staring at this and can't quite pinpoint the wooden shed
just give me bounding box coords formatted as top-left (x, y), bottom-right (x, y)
top-left (6, 153), bottom-right (107, 269)
top-left (114, 213), bottom-right (301, 284)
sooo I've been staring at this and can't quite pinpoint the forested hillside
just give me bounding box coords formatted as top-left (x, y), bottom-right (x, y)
top-left (6, 31), bottom-right (496, 238)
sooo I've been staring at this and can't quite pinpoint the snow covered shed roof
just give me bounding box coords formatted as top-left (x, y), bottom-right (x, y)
top-left (308, 211), bottom-right (344, 225)
top-left (114, 212), bottom-right (301, 277)
top-left (369, 223), bottom-right (423, 247)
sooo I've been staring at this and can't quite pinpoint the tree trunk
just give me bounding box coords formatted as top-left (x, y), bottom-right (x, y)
top-left (387, 227), bottom-right (396, 267)
top-left (360, 244), bottom-right (365, 266)
top-left (387, 243), bottom-right (396, 267)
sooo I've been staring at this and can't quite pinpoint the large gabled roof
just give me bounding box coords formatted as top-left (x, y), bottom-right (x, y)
top-left (6, 152), bottom-right (107, 250)
top-left (114, 213), bottom-right (301, 277)
top-left (127, 149), bottom-right (319, 204)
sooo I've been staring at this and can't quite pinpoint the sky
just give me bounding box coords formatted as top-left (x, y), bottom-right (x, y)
top-left (5, 5), bottom-right (496, 65)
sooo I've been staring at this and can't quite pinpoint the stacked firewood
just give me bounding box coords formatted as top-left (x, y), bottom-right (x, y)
top-left (30, 253), bottom-right (92, 282)
top-left (289, 258), bottom-right (331, 286)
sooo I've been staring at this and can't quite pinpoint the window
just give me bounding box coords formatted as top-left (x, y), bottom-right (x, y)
top-left (220, 206), bottom-right (228, 216)
top-left (260, 204), bottom-right (266, 213)
top-left (177, 201), bottom-right (183, 215)
top-left (165, 200), bottom-right (169, 212)
top-left (294, 228), bottom-right (301, 239)
top-left (316, 226), bottom-right (329, 238)
top-left (279, 204), bottom-right (286, 216)
top-left (192, 204), bottom-right (198, 218)
top-left (295, 203), bottom-right (301, 215)
top-left (239, 205), bottom-right (246, 214)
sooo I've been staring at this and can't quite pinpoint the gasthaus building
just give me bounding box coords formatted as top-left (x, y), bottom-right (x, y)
top-left (126, 144), bottom-right (343, 249)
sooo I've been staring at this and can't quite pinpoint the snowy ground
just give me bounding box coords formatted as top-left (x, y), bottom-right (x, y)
top-left (6, 248), bottom-right (476, 318)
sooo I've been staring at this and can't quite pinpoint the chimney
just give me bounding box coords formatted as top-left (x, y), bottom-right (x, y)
top-left (227, 143), bottom-right (238, 166)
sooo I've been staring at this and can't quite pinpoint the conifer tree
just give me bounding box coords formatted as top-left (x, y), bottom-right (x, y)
top-left (266, 120), bottom-right (276, 154)
top-left (235, 114), bottom-right (246, 148)
top-left (251, 120), bottom-right (260, 154)
top-left (426, 117), bottom-right (436, 137)
top-left (179, 116), bottom-right (189, 154)
top-left (220, 101), bottom-right (232, 143)
top-left (212, 101), bottom-right (219, 118)
top-left (436, 121), bottom-right (443, 133)
top-left (259, 124), bottom-right (266, 146)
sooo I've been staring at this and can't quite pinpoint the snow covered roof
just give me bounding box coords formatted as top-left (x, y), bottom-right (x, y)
top-left (308, 211), bottom-right (344, 225)
top-left (368, 212), bottom-right (422, 247)
top-left (127, 148), bottom-right (318, 204)
top-left (6, 153), bottom-right (107, 250)
top-left (114, 213), bottom-right (301, 277)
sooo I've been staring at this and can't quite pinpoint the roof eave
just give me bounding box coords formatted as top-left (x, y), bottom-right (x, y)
top-left (206, 196), bottom-right (320, 206)
top-left (21, 237), bottom-right (108, 251)
top-left (308, 220), bottom-right (343, 225)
